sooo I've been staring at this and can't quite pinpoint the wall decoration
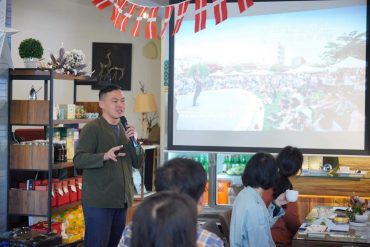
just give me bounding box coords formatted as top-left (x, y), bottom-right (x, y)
top-left (163, 60), bottom-right (169, 87)
top-left (92, 42), bottom-right (132, 90)
top-left (91, 0), bottom-right (254, 39)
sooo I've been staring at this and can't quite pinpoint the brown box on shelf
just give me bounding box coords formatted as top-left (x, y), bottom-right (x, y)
top-left (9, 188), bottom-right (48, 215)
top-left (10, 145), bottom-right (48, 170)
top-left (11, 100), bottom-right (49, 125)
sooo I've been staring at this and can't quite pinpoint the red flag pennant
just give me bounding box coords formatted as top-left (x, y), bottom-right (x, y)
top-left (195, 0), bottom-right (207, 33)
top-left (110, 0), bottom-right (119, 21)
top-left (238, 0), bottom-right (254, 13)
top-left (213, 0), bottom-right (228, 25)
top-left (92, 0), bottom-right (112, 10)
top-left (117, 3), bottom-right (136, 32)
top-left (113, 0), bottom-right (127, 27)
top-left (172, 1), bottom-right (190, 35)
top-left (145, 7), bottom-right (159, 39)
top-left (160, 5), bottom-right (174, 38)
top-left (131, 6), bottom-right (147, 37)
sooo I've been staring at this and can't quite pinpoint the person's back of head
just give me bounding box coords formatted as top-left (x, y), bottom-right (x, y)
top-left (131, 191), bottom-right (197, 247)
top-left (276, 146), bottom-right (303, 178)
top-left (242, 152), bottom-right (277, 190)
top-left (154, 158), bottom-right (207, 202)
top-left (273, 146), bottom-right (303, 199)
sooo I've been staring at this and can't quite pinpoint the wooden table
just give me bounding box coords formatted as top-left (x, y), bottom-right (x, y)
top-left (292, 206), bottom-right (370, 247)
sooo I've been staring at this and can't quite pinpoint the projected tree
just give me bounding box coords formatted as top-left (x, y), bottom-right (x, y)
top-left (322, 31), bottom-right (366, 64)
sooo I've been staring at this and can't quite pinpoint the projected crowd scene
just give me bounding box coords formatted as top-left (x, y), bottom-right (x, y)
top-left (173, 2), bottom-right (366, 133)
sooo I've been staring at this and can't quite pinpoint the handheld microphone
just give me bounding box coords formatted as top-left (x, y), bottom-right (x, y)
top-left (120, 116), bottom-right (139, 148)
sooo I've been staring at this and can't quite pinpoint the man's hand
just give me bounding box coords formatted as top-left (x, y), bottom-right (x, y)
top-left (124, 124), bottom-right (138, 140)
top-left (103, 145), bottom-right (126, 162)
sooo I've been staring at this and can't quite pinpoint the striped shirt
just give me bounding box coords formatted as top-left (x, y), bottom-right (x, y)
top-left (118, 223), bottom-right (224, 247)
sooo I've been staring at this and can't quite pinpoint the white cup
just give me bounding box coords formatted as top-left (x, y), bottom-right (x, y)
top-left (285, 189), bottom-right (299, 202)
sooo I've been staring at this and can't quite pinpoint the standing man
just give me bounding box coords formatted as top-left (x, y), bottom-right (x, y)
top-left (74, 84), bottom-right (144, 247)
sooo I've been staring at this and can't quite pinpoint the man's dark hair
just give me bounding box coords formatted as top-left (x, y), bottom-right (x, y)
top-left (276, 146), bottom-right (303, 178)
top-left (242, 152), bottom-right (277, 190)
top-left (98, 84), bottom-right (122, 100)
top-left (154, 158), bottom-right (207, 202)
top-left (131, 191), bottom-right (197, 247)
top-left (273, 146), bottom-right (303, 199)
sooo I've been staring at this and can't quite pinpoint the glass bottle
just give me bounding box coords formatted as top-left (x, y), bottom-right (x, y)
top-left (223, 155), bottom-right (230, 173)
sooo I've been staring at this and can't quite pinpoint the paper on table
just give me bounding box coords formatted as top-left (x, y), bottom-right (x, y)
top-left (332, 206), bottom-right (349, 211)
top-left (313, 217), bottom-right (349, 232)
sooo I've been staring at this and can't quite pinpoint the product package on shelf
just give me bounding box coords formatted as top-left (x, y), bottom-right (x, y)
top-left (55, 180), bottom-right (70, 207)
top-left (19, 179), bottom-right (55, 191)
top-left (58, 104), bottom-right (68, 120)
top-left (76, 176), bottom-right (82, 200)
top-left (66, 128), bottom-right (75, 160)
top-left (31, 221), bottom-right (62, 235)
top-left (68, 178), bottom-right (78, 203)
top-left (52, 205), bottom-right (84, 243)
top-left (52, 181), bottom-right (57, 207)
top-left (34, 179), bottom-right (48, 191)
top-left (67, 104), bottom-right (76, 120)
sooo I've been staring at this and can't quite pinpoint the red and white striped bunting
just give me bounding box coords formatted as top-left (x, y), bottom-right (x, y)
top-left (131, 6), bottom-right (147, 37)
top-left (213, 0), bottom-right (228, 25)
top-left (238, 0), bottom-right (254, 13)
top-left (145, 7), bottom-right (159, 39)
top-left (160, 5), bottom-right (174, 38)
top-left (91, 0), bottom-right (254, 39)
top-left (194, 0), bottom-right (207, 33)
top-left (172, 0), bottom-right (190, 35)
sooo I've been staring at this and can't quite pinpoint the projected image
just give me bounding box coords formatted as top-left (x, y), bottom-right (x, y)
top-left (174, 2), bottom-right (366, 133)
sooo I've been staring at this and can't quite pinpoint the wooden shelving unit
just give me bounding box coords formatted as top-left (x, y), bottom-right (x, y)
top-left (7, 68), bottom-right (97, 236)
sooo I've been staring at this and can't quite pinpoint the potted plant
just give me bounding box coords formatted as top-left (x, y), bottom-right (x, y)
top-left (18, 38), bottom-right (44, 68)
top-left (346, 195), bottom-right (369, 222)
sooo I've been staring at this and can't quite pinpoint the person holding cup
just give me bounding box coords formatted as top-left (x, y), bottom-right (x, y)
top-left (230, 152), bottom-right (289, 247)
top-left (269, 146), bottom-right (303, 246)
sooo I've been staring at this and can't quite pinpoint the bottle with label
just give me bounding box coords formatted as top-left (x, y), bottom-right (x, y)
top-left (223, 155), bottom-right (230, 173)
top-left (66, 129), bottom-right (75, 161)
top-left (228, 186), bottom-right (235, 204)
top-left (234, 155), bottom-right (240, 169)
top-left (60, 140), bottom-right (67, 162)
top-left (203, 155), bottom-right (209, 173)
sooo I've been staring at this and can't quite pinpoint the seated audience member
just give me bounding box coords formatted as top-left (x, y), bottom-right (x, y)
top-left (131, 191), bottom-right (198, 247)
top-left (118, 158), bottom-right (224, 247)
top-left (230, 152), bottom-right (288, 247)
top-left (271, 146), bottom-right (303, 246)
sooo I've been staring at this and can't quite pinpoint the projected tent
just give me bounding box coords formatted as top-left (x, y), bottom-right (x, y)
top-left (331, 57), bottom-right (366, 69)
top-left (286, 64), bottom-right (327, 74)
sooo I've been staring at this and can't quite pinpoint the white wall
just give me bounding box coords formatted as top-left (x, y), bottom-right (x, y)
top-left (11, 0), bottom-right (162, 138)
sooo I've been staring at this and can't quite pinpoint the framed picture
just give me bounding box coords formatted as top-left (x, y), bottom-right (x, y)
top-left (92, 42), bottom-right (132, 90)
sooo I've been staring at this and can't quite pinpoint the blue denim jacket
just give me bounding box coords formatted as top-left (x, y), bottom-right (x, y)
top-left (230, 186), bottom-right (285, 247)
